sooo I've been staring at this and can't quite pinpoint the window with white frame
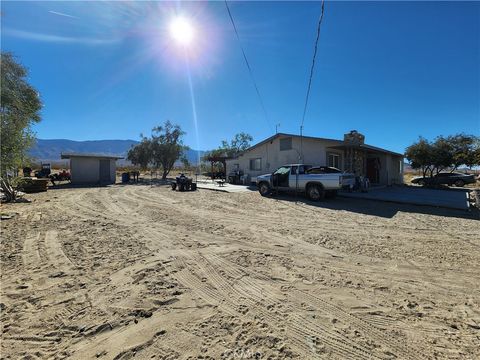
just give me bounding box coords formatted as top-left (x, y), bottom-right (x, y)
top-left (249, 158), bottom-right (262, 171)
top-left (328, 153), bottom-right (340, 169)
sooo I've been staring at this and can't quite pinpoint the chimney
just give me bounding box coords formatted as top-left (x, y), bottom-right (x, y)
top-left (344, 130), bottom-right (365, 146)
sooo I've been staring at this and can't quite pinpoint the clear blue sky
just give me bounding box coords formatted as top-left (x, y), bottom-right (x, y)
top-left (2, 1), bottom-right (479, 153)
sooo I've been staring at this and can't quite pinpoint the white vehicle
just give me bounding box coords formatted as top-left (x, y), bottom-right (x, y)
top-left (256, 164), bottom-right (354, 201)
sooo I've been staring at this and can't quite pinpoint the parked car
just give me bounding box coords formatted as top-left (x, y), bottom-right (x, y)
top-left (256, 164), bottom-right (354, 201)
top-left (411, 172), bottom-right (476, 187)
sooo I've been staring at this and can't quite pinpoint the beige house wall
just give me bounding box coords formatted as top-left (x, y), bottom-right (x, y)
top-left (226, 134), bottom-right (404, 186)
top-left (226, 135), bottom-right (343, 180)
top-left (387, 155), bottom-right (404, 185)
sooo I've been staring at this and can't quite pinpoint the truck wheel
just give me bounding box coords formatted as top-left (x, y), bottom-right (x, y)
top-left (307, 184), bottom-right (325, 201)
top-left (171, 183), bottom-right (177, 190)
top-left (454, 179), bottom-right (465, 187)
top-left (258, 182), bottom-right (271, 197)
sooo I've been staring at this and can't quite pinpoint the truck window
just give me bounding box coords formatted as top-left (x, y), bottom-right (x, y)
top-left (307, 166), bottom-right (341, 174)
top-left (291, 165), bottom-right (310, 175)
top-left (274, 166), bottom-right (290, 175)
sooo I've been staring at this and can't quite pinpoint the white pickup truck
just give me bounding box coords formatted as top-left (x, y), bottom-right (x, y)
top-left (256, 164), bottom-right (354, 201)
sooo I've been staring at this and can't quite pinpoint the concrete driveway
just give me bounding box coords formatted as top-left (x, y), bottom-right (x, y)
top-left (340, 186), bottom-right (471, 210)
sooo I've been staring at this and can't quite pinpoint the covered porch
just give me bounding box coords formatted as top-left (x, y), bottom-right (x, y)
top-left (328, 144), bottom-right (404, 186)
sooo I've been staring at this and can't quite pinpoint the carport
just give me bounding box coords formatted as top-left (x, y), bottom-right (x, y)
top-left (340, 186), bottom-right (470, 210)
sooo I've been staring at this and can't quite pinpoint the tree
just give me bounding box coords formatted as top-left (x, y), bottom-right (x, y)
top-left (405, 134), bottom-right (480, 178)
top-left (221, 132), bottom-right (253, 156)
top-left (206, 132), bottom-right (253, 159)
top-left (446, 134), bottom-right (479, 170)
top-left (127, 138), bottom-right (151, 170)
top-left (150, 121), bottom-right (186, 179)
top-left (127, 121), bottom-right (187, 179)
top-left (1, 52), bottom-right (42, 177)
top-left (430, 136), bottom-right (454, 175)
top-left (405, 137), bottom-right (434, 177)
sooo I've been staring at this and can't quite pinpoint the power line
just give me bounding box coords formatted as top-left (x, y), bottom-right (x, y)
top-left (300, 0), bottom-right (325, 129)
top-left (224, 0), bottom-right (273, 132)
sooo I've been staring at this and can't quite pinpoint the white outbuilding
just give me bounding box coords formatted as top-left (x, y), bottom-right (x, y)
top-left (61, 153), bottom-right (122, 185)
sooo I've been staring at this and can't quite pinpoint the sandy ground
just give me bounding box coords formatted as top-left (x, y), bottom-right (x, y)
top-left (1, 184), bottom-right (479, 359)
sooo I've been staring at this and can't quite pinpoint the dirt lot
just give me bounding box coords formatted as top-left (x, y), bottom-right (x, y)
top-left (1, 184), bottom-right (479, 359)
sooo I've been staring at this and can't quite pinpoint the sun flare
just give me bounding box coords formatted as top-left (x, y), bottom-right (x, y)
top-left (169, 16), bottom-right (195, 46)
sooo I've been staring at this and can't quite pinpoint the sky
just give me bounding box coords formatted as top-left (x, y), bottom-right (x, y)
top-left (1, 1), bottom-right (479, 153)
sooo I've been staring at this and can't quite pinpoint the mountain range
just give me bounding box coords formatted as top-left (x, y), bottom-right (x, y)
top-left (28, 139), bottom-right (205, 165)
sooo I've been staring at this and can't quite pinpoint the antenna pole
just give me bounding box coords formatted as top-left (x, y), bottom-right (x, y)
top-left (300, 125), bottom-right (304, 163)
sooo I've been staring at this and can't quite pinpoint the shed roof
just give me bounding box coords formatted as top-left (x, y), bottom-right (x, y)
top-left (61, 152), bottom-right (123, 160)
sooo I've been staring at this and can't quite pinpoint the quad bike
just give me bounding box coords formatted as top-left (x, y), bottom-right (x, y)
top-left (171, 174), bottom-right (197, 191)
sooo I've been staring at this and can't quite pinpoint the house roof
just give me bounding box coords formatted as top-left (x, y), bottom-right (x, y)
top-left (328, 143), bottom-right (404, 157)
top-left (61, 152), bottom-right (123, 160)
top-left (242, 133), bottom-right (403, 157)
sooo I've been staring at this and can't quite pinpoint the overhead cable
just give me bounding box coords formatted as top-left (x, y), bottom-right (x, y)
top-left (225, 0), bottom-right (273, 132)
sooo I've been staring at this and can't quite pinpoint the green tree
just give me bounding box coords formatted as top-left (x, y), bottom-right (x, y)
top-left (1, 52), bottom-right (42, 177)
top-left (221, 132), bottom-right (253, 156)
top-left (150, 121), bottom-right (187, 179)
top-left (446, 134), bottom-right (480, 170)
top-left (206, 132), bottom-right (253, 159)
top-left (405, 134), bottom-right (480, 178)
top-left (430, 136), bottom-right (454, 175)
top-left (405, 137), bottom-right (434, 177)
top-left (128, 121), bottom-right (187, 179)
top-left (127, 138), bottom-right (151, 170)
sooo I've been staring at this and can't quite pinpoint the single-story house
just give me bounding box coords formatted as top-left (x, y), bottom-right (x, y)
top-left (226, 131), bottom-right (404, 186)
top-left (61, 153), bottom-right (123, 185)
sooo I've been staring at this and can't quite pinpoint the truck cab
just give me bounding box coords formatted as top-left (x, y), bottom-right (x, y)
top-left (256, 164), bottom-right (352, 201)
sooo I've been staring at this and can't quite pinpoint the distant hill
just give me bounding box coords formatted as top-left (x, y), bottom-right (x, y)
top-left (29, 139), bottom-right (205, 165)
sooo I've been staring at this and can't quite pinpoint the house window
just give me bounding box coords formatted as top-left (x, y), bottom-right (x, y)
top-left (279, 137), bottom-right (292, 151)
top-left (399, 160), bottom-right (403, 174)
top-left (249, 158), bottom-right (262, 171)
top-left (328, 153), bottom-right (340, 169)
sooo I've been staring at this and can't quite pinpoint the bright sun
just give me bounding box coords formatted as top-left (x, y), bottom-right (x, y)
top-left (169, 16), bottom-right (195, 46)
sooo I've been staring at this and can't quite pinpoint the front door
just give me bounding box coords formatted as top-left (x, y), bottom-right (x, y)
top-left (366, 158), bottom-right (380, 183)
top-left (99, 160), bottom-right (111, 183)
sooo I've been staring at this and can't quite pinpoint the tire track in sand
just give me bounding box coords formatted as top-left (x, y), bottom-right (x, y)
top-left (173, 253), bottom-right (380, 360)
top-left (45, 230), bottom-right (74, 272)
top-left (201, 254), bottom-right (384, 360)
top-left (207, 253), bottom-right (424, 360)
top-left (22, 232), bottom-right (42, 268)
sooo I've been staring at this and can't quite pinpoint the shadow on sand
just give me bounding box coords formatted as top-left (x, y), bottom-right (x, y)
top-left (262, 192), bottom-right (479, 220)
top-left (46, 177), bottom-right (173, 190)
top-left (46, 180), bottom-right (478, 220)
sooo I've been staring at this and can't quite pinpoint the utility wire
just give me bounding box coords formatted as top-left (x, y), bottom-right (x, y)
top-left (224, 0), bottom-right (273, 132)
top-left (300, 0), bottom-right (325, 129)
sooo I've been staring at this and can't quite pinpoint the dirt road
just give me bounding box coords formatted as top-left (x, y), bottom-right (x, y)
top-left (1, 184), bottom-right (479, 359)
